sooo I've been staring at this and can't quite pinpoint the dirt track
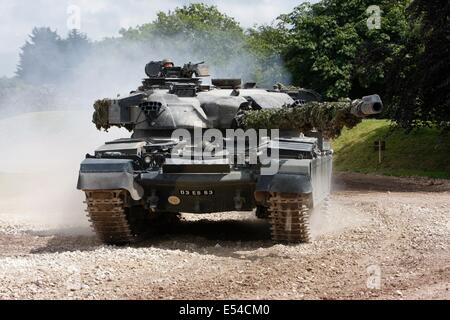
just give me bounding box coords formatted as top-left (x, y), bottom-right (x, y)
top-left (0, 173), bottom-right (449, 300)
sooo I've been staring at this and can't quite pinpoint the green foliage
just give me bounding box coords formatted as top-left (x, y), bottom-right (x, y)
top-left (122, 3), bottom-right (243, 38)
top-left (385, 0), bottom-right (450, 131)
top-left (242, 100), bottom-right (362, 139)
top-left (246, 25), bottom-right (288, 58)
top-left (245, 25), bottom-right (291, 86)
top-left (333, 119), bottom-right (450, 179)
top-left (119, 3), bottom-right (245, 67)
top-left (280, 2), bottom-right (358, 99)
top-left (277, 0), bottom-right (448, 131)
top-left (92, 99), bottom-right (111, 131)
top-left (279, 0), bottom-right (411, 100)
top-left (92, 99), bottom-right (133, 132)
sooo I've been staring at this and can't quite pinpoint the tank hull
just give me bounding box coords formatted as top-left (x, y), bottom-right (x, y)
top-left (138, 171), bottom-right (256, 213)
top-left (78, 155), bottom-right (333, 214)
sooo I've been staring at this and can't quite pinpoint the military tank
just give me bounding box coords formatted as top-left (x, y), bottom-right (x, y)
top-left (77, 60), bottom-right (383, 245)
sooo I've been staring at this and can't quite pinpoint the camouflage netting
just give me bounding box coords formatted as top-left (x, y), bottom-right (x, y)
top-left (241, 100), bottom-right (362, 139)
top-left (273, 82), bottom-right (299, 91)
top-left (92, 99), bottom-right (111, 131)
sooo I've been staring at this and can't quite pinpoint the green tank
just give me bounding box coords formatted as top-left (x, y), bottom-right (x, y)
top-left (77, 60), bottom-right (383, 245)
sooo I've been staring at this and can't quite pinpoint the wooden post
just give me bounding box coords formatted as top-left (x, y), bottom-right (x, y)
top-left (374, 140), bottom-right (385, 164)
top-left (378, 139), bottom-right (382, 164)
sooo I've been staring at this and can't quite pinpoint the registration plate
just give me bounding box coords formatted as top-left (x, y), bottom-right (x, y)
top-left (179, 190), bottom-right (215, 196)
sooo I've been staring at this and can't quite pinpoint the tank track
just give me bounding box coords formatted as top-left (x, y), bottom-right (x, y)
top-left (84, 190), bottom-right (133, 245)
top-left (268, 192), bottom-right (311, 243)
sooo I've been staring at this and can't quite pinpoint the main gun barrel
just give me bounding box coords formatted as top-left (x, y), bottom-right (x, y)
top-left (351, 94), bottom-right (383, 117)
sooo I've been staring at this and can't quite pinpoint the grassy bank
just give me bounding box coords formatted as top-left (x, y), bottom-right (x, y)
top-left (332, 119), bottom-right (450, 179)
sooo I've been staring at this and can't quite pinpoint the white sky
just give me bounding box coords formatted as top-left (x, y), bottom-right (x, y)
top-left (0, 0), bottom-right (309, 77)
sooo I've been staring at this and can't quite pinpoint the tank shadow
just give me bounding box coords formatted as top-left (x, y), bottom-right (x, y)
top-left (27, 218), bottom-right (276, 256)
top-left (154, 218), bottom-right (272, 242)
top-left (136, 217), bottom-right (285, 259)
top-left (29, 234), bottom-right (99, 254)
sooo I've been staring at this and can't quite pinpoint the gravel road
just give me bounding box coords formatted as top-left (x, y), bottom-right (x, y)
top-left (0, 173), bottom-right (449, 300)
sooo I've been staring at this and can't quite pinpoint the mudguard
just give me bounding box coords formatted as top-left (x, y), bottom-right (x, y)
top-left (255, 173), bottom-right (312, 194)
top-left (256, 159), bottom-right (313, 194)
top-left (77, 159), bottom-right (144, 200)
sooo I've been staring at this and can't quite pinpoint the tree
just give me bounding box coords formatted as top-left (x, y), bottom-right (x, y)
top-left (16, 27), bottom-right (65, 84)
top-left (16, 28), bottom-right (91, 85)
top-left (279, 0), bottom-right (410, 100)
top-left (119, 3), bottom-right (245, 66)
top-left (386, 0), bottom-right (450, 130)
top-left (118, 3), bottom-right (291, 86)
top-left (245, 25), bottom-right (291, 86)
top-left (62, 29), bottom-right (91, 76)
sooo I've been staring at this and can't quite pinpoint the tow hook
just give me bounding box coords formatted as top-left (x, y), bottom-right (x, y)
top-left (147, 189), bottom-right (159, 212)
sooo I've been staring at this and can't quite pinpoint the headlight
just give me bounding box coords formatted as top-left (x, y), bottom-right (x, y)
top-left (144, 155), bottom-right (152, 164)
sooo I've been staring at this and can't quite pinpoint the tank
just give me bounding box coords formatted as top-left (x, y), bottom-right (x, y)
top-left (77, 60), bottom-right (383, 245)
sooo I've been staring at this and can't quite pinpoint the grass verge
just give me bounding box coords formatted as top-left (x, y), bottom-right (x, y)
top-left (332, 119), bottom-right (450, 179)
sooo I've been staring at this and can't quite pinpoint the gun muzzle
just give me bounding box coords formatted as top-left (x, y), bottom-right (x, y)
top-left (351, 94), bottom-right (383, 117)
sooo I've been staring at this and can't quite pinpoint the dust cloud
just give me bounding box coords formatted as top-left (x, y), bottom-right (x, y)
top-left (1, 33), bottom-right (291, 119)
top-left (309, 197), bottom-right (370, 239)
top-left (0, 30), bottom-right (290, 231)
top-left (0, 111), bottom-right (127, 230)
top-left (308, 169), bottom-right (370, 239)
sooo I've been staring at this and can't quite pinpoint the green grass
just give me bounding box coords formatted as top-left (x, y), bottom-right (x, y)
top-left (332, 119), bottom-right (450, 179)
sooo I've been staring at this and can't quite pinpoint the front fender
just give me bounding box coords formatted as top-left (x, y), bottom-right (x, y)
top-left (76, 158), bottom-right (144, 200)
top-left (255, 173), bottom-right (312, 194)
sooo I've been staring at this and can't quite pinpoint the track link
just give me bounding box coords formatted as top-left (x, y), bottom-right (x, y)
top-left (84, 190), bottom-right (133, 245)
top-left (268, 192), bottom-right (311, 243)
